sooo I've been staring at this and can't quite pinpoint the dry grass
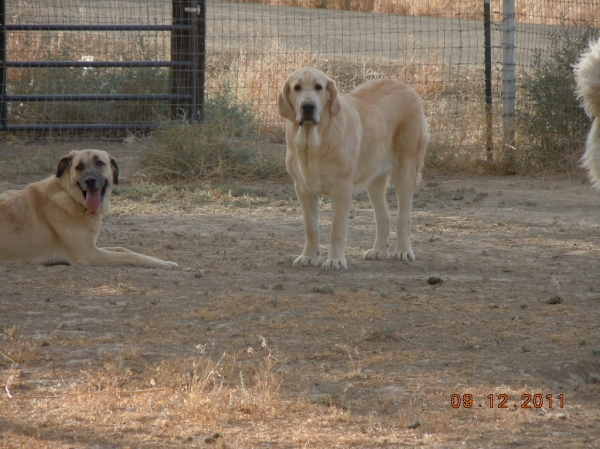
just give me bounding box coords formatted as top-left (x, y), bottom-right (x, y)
top-left (0, 314), bottom-right (451, 447)
top-left (6, 30), bottom-right (170, 84)
top-left (5, 1), bottom-right (589, 174)
top-left (17, 36), bottom-right (500, 174)
top-left (1, 146), bottom-right (599, 447)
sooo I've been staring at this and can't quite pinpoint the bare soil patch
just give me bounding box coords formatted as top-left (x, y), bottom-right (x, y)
top-left (1, 142), bottom-right (599, 448)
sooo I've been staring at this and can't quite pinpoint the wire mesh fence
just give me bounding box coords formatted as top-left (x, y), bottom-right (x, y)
top-left (1, 0), bottom-right (599, 171)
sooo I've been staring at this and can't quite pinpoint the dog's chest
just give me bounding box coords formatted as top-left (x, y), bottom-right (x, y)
top-left (287, 126), bottom-right (325, 193)
top-left (289, 148), bottom-right (323, 194)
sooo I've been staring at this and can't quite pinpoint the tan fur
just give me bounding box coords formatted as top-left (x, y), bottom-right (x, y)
top-left (575, 38), bottom-right (600, 188)
top-left (0, 149), bottom-right (177, 268)
top-left (277, 67), bottom-right (429, 269)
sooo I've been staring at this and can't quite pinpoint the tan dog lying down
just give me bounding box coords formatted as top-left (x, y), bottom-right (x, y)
top-left (278, 67), bottom-right (429, 269)
top-left (0, 149), bottom-right (177, 268)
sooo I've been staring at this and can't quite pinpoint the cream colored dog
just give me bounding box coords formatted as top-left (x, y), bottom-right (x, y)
top-left (0, 149), bottom-right (177, 268)
top-left (278, 67), bottom-right (429, 269)
top-left (575, 38), bottom-right (600, 187)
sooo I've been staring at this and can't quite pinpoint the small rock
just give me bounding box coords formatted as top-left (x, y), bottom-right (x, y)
top-left (204, 432), bottom-right (221, 444)
top-left (546, 296), bottom-right (562, 305)
top-left (557, 413), bottom-right (567, 420)
top-left (272, 284), bottom-right (285, 290)
top-left (408, 420), bottom-right (421, 429)
top-left (427, 276), bottom-right (443, 286)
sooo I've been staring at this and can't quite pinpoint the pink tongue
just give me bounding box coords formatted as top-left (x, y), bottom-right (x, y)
top-left (85, 189), bottom-right (102, 213)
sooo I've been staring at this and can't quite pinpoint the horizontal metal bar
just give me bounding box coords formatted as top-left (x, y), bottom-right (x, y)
top-left (3, 24), bottom-right (191, 32)
top-left (3, 123), bottom-right (161, 131)
top-left (5, 94), bottom-right (192, 102)
top-left (5, 60), bottom-right (191, 68)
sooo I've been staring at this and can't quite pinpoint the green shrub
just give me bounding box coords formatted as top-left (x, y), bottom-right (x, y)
top-left (139, 88), bottom-right (286, 182)
top-left (516, 23), bottom-right (599, 171)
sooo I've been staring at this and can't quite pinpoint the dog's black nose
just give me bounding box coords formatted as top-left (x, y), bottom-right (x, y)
top-left (301, 102), bottom-right (315, 115)
top-left (84, 176), bottom-right (98, 188)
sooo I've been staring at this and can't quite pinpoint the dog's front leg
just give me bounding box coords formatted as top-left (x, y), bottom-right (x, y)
top-left (323, 187), bottom-right (352, 269)
top-left (70, 245), bottom-right (178, 269)
top-left (294, 188), bottom-right (321, 267)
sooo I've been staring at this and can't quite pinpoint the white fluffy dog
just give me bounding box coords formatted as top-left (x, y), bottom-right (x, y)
top-left (575, 38), bottom-right (600, 187)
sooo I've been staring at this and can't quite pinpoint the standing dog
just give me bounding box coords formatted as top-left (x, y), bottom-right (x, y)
top-left (277, 67), bottom-right (429, 269)
top-left (575, 38), bottom-right (600, 187)
top-left (0, 149), bottom-right (177, 268)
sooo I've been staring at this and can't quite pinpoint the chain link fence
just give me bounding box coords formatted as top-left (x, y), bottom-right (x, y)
top-left (1, 0), bottom-right (598, 171)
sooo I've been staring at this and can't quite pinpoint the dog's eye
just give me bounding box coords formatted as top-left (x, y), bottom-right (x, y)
top-left (293, 84), bottom-right (301, 91)
top-left (315, 84), bottom-right (323, 91)
top-left (95, 160), bottom-right (105, 167)
top-left (75, 163), bottom-right (85, 171)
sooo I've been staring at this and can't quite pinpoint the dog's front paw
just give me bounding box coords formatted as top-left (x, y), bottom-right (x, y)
top-left (321, 258), bottom-right (347, 270)
top-left (391, 250), bottom-right (415, 262)
top-left (364, 248), bottom-right (388, 260)
top-left (294, 255), bottom-right (320, 267)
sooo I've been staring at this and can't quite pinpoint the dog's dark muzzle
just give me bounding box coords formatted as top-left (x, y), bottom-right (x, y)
top-left (78, 172), bottom-right (106, 193)
top-left (299, 102), bottom-right (318, 126)
top-left (78, 172), bottom-right (108, 213)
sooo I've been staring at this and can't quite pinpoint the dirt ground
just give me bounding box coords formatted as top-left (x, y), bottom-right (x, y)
top-left (1, 141), bottom-right (599, 448)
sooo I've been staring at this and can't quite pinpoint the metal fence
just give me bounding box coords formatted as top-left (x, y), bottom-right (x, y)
top-left (0, 0), bottom-right (206, 133)
top-left (1, 0), bottom-right (598, 166)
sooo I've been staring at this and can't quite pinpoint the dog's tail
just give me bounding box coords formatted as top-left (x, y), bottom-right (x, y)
top-left (575, 39), bottom-right (600, 187)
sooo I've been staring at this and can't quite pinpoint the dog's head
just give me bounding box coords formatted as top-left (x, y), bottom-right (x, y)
top-left (277, 67), bottom-right (341, 126)
top-left (56, 149), bottom-right (119, 215)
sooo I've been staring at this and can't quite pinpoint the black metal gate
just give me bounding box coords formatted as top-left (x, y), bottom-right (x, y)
top-left (0, 0), bottom-right (205, 133)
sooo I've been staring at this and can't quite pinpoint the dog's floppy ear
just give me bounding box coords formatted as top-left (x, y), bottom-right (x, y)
top-left (327, 78), bottom-right (341, 115)
top-left (110, 156), bottom-right (119, 185)
top-left (56, 154), bottom-right (73, 178)
top-left (277, 80), bottom-right (296, 122)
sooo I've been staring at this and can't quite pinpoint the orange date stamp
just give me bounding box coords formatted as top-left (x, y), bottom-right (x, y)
top-left (451, 393), bottom-right (564, 409)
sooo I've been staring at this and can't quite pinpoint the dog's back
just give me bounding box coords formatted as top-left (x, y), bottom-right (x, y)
top-left (347, 79), bottom-right (425, 132)
top-left (345, 79), bottom-right (428, 179)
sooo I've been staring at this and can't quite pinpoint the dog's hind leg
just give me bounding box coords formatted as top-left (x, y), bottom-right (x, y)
top-left (391, 162), bottom-right (419, 262)
top-left (323, 185), bottom-right (352, 270)
top-left (364, 174), bottom-right (390, 260)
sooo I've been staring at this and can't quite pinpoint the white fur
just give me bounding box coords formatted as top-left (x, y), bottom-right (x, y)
top-left (575, 39), bottom-right (600, 187)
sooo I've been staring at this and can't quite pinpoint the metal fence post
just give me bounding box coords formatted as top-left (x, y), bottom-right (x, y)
top-left (502, 0), bottom-right (516, 156)
top-left (174, 0), bottom-right (205, 124)
top-left (0, 0), bottom-right (7, 130)
top-left (484, 0), bottom-right (493, 160)
top-left (187, 2), bottom-right (199, 123)
top-left (197, 0), bottom-right (206, 123)
top-left (171, 0), bottom-right (190, 120)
